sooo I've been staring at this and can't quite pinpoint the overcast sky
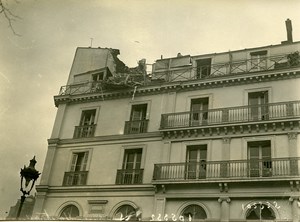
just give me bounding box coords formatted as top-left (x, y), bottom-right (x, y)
top-left (0, 0), bottom-right (300, 219)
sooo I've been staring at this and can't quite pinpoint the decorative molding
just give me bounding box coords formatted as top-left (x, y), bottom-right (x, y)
top-left (59, 131), bottom-right (161, 145)
top-left (289, 196), bottom-right (300, 202)
top-left (48, 138), bottom-right (60, 145)
top-left (161, 120), bottom-right (300, 140)
top-left (218, 182), bottom-right (229, 193)
top-left (88, 200), bottom-right (108, 204)
top-left (288, 132), bottom-right (298, 140)
top-left (222, 137), bottom-right (231, 144)
top-left (54, 69), bottom-right (300, 107)
top-left (218, 197), bottom-right (231, 203)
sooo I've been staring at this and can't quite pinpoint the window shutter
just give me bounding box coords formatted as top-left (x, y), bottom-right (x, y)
top-left (82, 152), bottom-right (89, 171)
top-left (70, 154), bottom-right (78, 172)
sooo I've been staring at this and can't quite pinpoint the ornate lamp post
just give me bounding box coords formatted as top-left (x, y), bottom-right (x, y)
top-left (16, 156), bottom-right (40, 220)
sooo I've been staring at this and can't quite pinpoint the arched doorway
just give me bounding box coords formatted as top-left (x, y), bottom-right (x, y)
top-left (181, 204), bottom-right (207, 220)
top-left (114, 204), bottom-right (137, 221)
top-left (59, 204), bottom-right (79, 219)
top-left (246, 204), bottom-right (276, 220)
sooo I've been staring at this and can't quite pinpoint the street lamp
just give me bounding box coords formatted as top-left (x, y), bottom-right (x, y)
top-left (16, 156), bottom-right (40, 220)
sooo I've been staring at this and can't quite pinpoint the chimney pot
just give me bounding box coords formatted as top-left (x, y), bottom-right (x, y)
top-left (286, 19), bottom-right (293, 43)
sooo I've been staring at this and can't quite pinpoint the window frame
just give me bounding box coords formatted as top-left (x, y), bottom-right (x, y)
top-left (118, 145), bottom-right (147, 170)
top-left (67, 148), bottom-right (93, 172)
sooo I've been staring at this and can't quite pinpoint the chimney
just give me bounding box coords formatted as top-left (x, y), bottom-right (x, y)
top-left (285, 19), bottom-right (293, 43)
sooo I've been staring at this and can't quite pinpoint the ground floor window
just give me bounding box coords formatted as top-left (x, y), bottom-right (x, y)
top-left (59, 205), bottom-right (79, 218)
top-left (114, 205), bottom-right (137, 221)
top-left (181, 204), bottom-right (207, 220)
top-left (246, 203), bottom-right (276, 220)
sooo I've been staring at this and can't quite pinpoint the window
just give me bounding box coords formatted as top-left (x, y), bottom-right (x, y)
top-left (92, 72), bottom-right (105, 82)
top-left (246, 203), bottom-right (275, 220)
top-left (91, 72), bottom-right (104, 92)
top-left (186, 145), bottom-right (207, 179)
top-left (63, 151), bottom-right (89, 186)
top-left (196, 58), bottom-right (211, 78)
top-left (190, 98), bottom-right (209, 126)
top-left (248, 141), bottom-right (272, 177)
top-left (248, 91), bottom-right (269, 121)
top-left (250, 50), bottom-right (267, 72)
top-left (59, 205), bottom-right (79, 219)
top-left (116, 149), bottom-right (143, 184)
top-left (113, 205), bottom-right (136, 221)
top-left (124, 104), bottom-right (148, 134)
top-left (74, 109), bottom-right (96, 138)
top-left (181, 204), bottom-right (207, 220)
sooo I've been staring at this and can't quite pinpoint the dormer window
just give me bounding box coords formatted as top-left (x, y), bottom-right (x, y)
top-left (92, 72), bottom-right (105, 82)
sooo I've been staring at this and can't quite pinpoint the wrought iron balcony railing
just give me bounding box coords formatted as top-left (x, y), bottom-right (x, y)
top-left (151, 52), bottom-right (300, 82)
top-left (116, 169), bottom-right (144, 185)
top-left (73, 124), bottom-right (96, 138)
top-left (153, 157), bottom-right (300, 182)
top-left (57, 52), bottom-right (300, 96)
top-left (124, 120), bottom-right (149, 134)
top-left (160, 101), bottom-right (300, 129)
top-left (63, 171), bottom-right (88, 186)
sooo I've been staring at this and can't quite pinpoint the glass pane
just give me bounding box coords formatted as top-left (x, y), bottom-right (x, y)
top-left (114, 205), bottom-right (136, 220)
top-left (262, 147), bottom-right (271, 158)
top-left (75, 152), bottom-right (85, 171)
top-left (60, 205), bottom-right (79, 218)
top-left (188, 150), bottom-right (198, 162)
top-left (200, 149), bottom-right (207, 160)
top-left (249, 147), bottom-right (259, 159)
top-left (127, 153), bottom-right (135, 162)
top-left (182, 205), bottom-right (207, 220)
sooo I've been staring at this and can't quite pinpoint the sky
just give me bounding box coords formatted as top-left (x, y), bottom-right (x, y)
top-left (0, 0), bottom-right (300, 219)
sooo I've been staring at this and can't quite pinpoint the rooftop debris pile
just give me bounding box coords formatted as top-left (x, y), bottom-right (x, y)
top-left (104, 73), bottom-right (146, 89)
top-left (103, 50), bottom-right (149, 89)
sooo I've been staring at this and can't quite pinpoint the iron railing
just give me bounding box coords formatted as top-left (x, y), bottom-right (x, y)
top-left (63, 171), bottom-right (88, 186)
top-left (153, 157), bottom-right (300, 181)
top-left (124, 120), bottom-right (149, 134)
top-left (152, 52), bottom-right (300, 82)
top-left (160, 101), bottom-right (300, 129)
top-left (57, 52), bottom-right (300, 96)
top-left (116, 169), bottom-right (144, 185)
top-left (73, 124), bottom-right (96, 138)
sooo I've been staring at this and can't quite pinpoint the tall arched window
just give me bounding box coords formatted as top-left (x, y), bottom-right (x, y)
top-left (59, 204), bottom-right (79, 218)
top-left (246, 204), bottom-right (275, 220)
top-left (114, 204), bottom-right (136, 221)
top-left (181, 204), bottom-right (207, 220)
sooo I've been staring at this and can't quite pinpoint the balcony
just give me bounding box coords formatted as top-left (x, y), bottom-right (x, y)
top-left (124, 120), bottom-right (149, 134)
top-left (153, 157), bottom-right (300, 183)
top-left (63, 171), bottom-right (88, 186)
top-left (160, 101), bottom-right (300, 130)
top-left (73, 124), bottom-right (96, 138)
top-left (116, 169), bottom-right (144, 185)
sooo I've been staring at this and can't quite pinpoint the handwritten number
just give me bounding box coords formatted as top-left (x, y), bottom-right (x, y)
top-left (171, 214), bottom-right (177, 221)
top-left (150, 214), bottom-right (155, 221)
top-left (273, 201), bottom-right (280, 209)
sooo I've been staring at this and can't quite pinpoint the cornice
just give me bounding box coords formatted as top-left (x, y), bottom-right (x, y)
top-left (39, 184), bottom-right (155, 194)
top-left (161, 119), bottom-right (300, 141)
top-left (53, 131), bottom-right (162, 146)
top-left (54, 68), bottom-right (300, 106)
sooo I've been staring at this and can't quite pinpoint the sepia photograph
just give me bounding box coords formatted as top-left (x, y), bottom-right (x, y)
top-left (0, 0), bottom-right (300, 221)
